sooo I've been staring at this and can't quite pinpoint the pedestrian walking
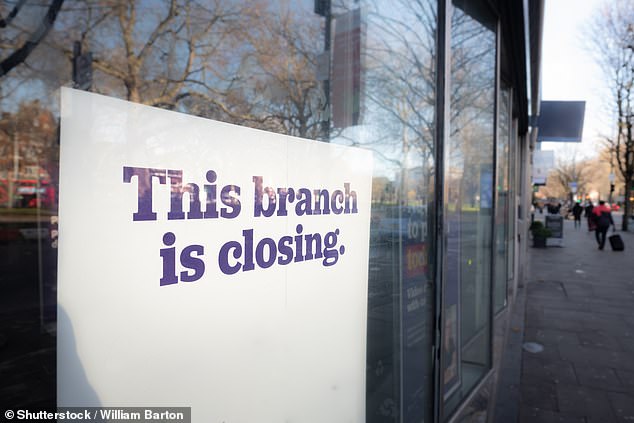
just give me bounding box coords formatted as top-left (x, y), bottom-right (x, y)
top-left (572, 201), bottom-right (583, 229)
top-left (584, 201), bottom-right (595, 231)
top-left (592, 200), bottom-right (615, 250)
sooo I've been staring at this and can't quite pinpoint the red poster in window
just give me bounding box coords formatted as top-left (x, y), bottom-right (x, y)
top-left (405, 243), bottom-right (427, 278)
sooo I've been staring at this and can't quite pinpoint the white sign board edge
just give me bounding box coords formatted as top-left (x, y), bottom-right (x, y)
top-left (57, 87), bottom-right (373, 423)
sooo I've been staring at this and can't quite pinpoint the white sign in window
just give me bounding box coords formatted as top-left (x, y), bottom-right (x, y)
top-left (58, 88), bottom-right (373, 422)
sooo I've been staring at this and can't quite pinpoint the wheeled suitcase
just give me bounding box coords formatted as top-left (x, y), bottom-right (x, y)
top-left (609, 234), bottom-right (625, 251)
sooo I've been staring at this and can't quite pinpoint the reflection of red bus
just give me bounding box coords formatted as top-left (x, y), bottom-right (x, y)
top-left (0, 178), bottom-right (56, 208)
top-left (405, 244), bottom-right (427, 278)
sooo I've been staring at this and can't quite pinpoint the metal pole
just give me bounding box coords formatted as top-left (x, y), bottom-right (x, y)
top-left (322, 3), bottom-right (332, 142)
top-left (72, 41), bottom-right (80, 86)
top-left (36, 163), bottom-right (44, 330)
top-left (609, 149), bottom-right (614, 205)
top-left (8, 121), bottom-right (18, 208)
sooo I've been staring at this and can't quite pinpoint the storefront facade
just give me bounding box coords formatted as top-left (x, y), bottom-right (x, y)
top-left (0, 0), bottom-right (542, 421)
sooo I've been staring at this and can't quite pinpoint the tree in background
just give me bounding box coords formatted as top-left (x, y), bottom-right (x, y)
top-left (592, 145), bottom-right (621, 202)
top-left (588, 0), bottom-right (634, 230)
top-left (541, 152), bottom-right (591, 202)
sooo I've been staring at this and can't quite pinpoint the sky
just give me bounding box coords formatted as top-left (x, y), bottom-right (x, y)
top-left (540, 0), bottom-right (613, 160)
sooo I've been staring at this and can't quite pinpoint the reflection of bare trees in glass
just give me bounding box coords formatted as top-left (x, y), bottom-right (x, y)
top-left (2, 1), bottom-right (327, 140)
top-left (227, 3), bottom-right (325, 138)
top-left (51, 1), bottom-right (251, 107)
top-left (0, 0), bottom-right (64, 82)
top-left (359, 3), bottom-right (438, 423)
top-left (363, 0), bottom-right (436, 181)
top-left (448, 5), bottom-right (495, 210)
top-left (445, 4), bottom-right (496, 405)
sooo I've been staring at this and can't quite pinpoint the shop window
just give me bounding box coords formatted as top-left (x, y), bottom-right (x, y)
top-left (360, 2), bottom-right (438, 422)
top-left (494, 88), bottom-right (511, 313)
top-left (507, 119), bottom-right (518, 284)
top-left (1, 0), bottom-right (437, 420)
top-left (442, 0), bottom-right (497, 417)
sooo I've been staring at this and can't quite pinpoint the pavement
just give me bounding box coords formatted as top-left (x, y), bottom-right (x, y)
top-left (499, 213), bottom-right (634, 423)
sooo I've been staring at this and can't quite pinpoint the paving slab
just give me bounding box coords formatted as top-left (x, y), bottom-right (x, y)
top-left (523, 328), bottom-right (580, 346)
top-left (558, 343), bottom-right (634, 371)
top-left (574, 365), bottom-right (626, 392)
top-left (618, 337), bottom-right (634, 353)
top-left (556, 383), bottom-right (617, 421)
top-left (576, 330), bottom-right (621, 349)
top-left (519, 406), bottom-right (586, 423)
top-left (520, 383), bottom-right (558, 411)
top-left (614, 369), bottom-right (634, 394)
top-left (521, 356), bottom-right (577, 385)
top-left (608, 391), bottom-right (634, 423)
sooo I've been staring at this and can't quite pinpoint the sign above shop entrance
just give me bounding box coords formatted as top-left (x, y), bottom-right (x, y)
top-left (537, 101), bottom-right (586, 142)
top-left (58, 88), bottom-right (373, 422)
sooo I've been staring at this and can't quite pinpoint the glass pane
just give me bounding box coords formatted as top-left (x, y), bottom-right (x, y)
top-left (1, 0), bottom-right (437, 419)
top-left (494, 88), bottom-right (511, 312)
top-left (507, 117), bottom-right (517, 282)
top-left (443, 0), bottom-right (496, 416)
top-left (361, 2), bottom-right (437, 422)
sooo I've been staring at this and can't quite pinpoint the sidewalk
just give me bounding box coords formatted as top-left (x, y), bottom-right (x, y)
top-left (519, 215), bottom-right (634, 423)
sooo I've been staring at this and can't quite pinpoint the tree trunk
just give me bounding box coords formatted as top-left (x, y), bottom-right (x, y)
top-left (624, 176), bottom-right (631, 231)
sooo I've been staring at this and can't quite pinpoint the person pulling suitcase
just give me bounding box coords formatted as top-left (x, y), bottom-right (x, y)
top-left (592, 201), bottom-right (616, 250)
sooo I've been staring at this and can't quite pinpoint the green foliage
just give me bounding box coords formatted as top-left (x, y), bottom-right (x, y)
top-left (530, 221), bottom-right (551, 238)
top-left (529, 221), bottom-right (543, 232)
